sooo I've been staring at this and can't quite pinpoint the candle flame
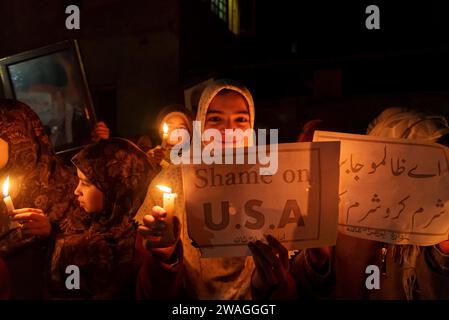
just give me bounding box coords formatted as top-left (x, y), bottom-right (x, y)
top-left (2, 176), bottom-right (10, 197)
top-left (163, 123), bottom-right (168, 134)
top-left (157, 184), bottom-right (172, 193)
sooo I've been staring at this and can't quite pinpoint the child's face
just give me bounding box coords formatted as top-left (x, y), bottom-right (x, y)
top-left (74, 169), bottom-right (105, 213)
top-left (160, 114), bottom-right (189, 145)
top-left (204, 91), bottom-right (251, 147)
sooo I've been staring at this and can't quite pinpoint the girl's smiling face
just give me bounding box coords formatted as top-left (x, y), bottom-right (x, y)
top-left (74, 168), bottom-right (104, 213)
top-left (204, 91), bottom-right (251, 147)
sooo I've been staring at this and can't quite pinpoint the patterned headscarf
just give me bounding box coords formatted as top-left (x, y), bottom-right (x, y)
top-left (50, 138), bottom-right (156, 299)
top-left (0, 99), bottom-right (78, 253)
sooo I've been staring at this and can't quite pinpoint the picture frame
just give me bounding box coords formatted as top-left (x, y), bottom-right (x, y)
top-left (0, 39), bottom-right (97, 154)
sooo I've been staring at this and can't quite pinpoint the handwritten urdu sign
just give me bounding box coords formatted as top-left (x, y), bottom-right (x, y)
top-left (181, 142), bottom-right (340, 257)
top-left (313, 131), bottom-right (449, 246)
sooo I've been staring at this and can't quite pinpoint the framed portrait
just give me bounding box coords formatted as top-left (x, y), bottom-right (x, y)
top-left (0, 39), bottom-right (97, 154)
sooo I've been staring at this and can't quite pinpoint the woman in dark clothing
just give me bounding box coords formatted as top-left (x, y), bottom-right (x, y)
top-left (1, 100), bottom-right (154, 299)
top-left (0, 99), bottom-right (80, 299)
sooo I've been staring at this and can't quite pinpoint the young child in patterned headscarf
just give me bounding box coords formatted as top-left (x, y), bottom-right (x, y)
top-left (49, 138), bottom-right (156, 299)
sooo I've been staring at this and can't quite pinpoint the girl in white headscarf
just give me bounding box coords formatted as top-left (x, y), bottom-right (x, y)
top-left (135, 79), bottom-right (258, 299)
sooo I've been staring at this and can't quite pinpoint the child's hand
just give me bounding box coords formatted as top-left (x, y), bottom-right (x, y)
top-left (248, 235), bottom-right (297, 299)
top-left (10, 208), bottom-right (51, 237)
top-left (147, 147), bottom-right (166, 164)
top-left (91, 121), bottom-right (110, 142)
top-left (138, 206), bottom-right (180, 261)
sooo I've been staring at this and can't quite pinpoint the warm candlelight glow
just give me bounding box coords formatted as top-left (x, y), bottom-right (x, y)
top-left (161, 123), bottom-right (169, 150)
top-left (2, 176), bottom-right (10, 197)
top-left (155, 183), bottom-right (177, 244)
top-left (2, 176), bottom-right (15, 215)
top-left (157, 185), bottom-right (172, 193)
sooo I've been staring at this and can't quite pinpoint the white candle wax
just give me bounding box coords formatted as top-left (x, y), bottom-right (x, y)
top-left (3, 195), bottom-right (14, 212)
top-left (3, 177), bottom-right (22, 236)
top-left (162, 133), bottom-right (168, 148)
top-left (161, 123), bottom-right (169, 149)
top-left (163, 192), bottom-right (177, 243)
top-left (4, 195), bottom-right (21, 234)
top-left (163, 192), bottom-right (177, 216)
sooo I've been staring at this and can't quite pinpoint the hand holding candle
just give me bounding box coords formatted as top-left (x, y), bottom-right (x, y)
top-left (157, 184), bottom-right (177, 243)
top-left (137, 184), bottom-right (179, 255)
top-left (2, 176), bottom-right (14, 213)
top-left (2, 176), bottom-right (22, 237)
top-left (10, 208), bottom-right (51, 237)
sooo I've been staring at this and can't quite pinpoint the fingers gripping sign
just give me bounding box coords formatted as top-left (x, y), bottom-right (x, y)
top-left (248, 235), bottom-right (297, 299)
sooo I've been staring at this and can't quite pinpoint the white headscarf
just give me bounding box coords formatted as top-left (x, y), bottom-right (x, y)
top-left (196, 79), bottom-right (255, 134)
top-left (367, 107), bottom-right (449, 142)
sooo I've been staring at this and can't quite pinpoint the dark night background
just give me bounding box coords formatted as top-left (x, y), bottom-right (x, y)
top-left (1, 0), bottom-right (449, 144)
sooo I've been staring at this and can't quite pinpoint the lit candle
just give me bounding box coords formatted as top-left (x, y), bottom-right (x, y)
top-left (161, 122), bottom-right (169, 149)
top-left (2, 176), bottom-right (14, 212)
top-left (2, 176), bottom-right (22, 237)
top-left (159, 123), bottom-right (171, 168)
top-left (156, 184), bottom-right (177, 243)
